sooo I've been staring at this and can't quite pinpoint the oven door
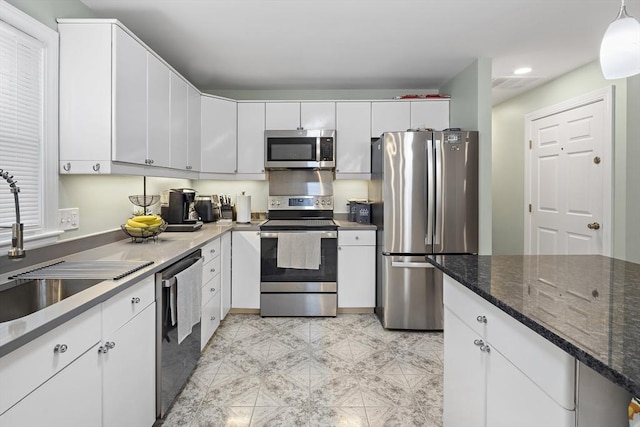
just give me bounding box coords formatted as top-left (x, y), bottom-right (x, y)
top-left (260, 230), bottom-right (338, 316)
top-left (260, 230), bottom-right (337, 283)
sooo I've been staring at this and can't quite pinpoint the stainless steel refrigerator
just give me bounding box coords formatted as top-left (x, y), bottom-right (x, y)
top-left (369, 130), bottom-right (478, 330)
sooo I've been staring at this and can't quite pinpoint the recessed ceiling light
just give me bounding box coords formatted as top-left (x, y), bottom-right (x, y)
top-left (514, 67), bottom-right (533, 75)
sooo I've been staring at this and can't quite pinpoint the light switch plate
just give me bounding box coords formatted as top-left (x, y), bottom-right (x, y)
top-left (58, 207), bottom-right (80, 230)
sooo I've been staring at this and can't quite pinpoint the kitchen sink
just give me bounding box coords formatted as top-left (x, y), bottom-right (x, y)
top-left (0, 278), bottom-right (104, 323)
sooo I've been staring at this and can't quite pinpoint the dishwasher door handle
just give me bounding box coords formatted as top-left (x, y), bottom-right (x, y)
top-left (391, 261), bottom-right (435, 269)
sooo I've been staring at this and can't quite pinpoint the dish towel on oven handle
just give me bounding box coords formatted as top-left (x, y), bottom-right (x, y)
top-left (172, 257), bottom-right (203, 344)
top-left (277, 232), bottom-right (322, 269)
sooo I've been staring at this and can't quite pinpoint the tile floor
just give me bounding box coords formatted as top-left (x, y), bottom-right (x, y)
top-left (159, 313), bottom-right (444, 426)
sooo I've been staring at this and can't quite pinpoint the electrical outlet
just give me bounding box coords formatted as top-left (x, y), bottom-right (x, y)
top-left (58, 208), bottom-right (80, 231)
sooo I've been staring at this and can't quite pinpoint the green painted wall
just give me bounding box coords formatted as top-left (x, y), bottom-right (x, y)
top-left (492, 61), bottom-right (639, 261)
top-left (441, 58), bottom-right (493, 254)
top-left (5, 0), bottom-right (97, 29)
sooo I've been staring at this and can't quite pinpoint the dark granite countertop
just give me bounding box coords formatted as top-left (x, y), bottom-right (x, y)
top-left (428, 254), bottom-right (640, 396)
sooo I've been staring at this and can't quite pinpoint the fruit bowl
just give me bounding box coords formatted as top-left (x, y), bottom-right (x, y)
top-left (121, 215), bottom-right (167, 242)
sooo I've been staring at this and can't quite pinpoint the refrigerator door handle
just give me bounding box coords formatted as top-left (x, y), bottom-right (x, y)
top-left (391, 261), bottom-right (435, 269)
top-left (426, 137), bottom-right (434, 246)
top-left (434, 135), bottom-right (443, 247)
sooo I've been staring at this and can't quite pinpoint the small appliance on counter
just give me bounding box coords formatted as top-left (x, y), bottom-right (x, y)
top-left (218, 194), bottom-right (234, 222)
top-left (236, 192), bottom-right (251, 224)
top-left (194, 196), bottom-right (218, 223)
top-left (347, 199), bottom-right (371, 223)
top-left (160, 189), bottom-right (203, 232)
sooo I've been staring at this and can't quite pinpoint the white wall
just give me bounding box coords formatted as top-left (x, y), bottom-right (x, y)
top-left (492, 61), bottom-right (638, 260)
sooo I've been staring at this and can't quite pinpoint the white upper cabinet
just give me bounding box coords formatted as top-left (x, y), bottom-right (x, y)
top-left (187, 86), bottom-right (201, 172)
top-left (265, 102), bottom-right (335, 130)
top-left (301, 102), bottom-right (336, 129)
top-left (112, 27), bottom-right (147, 165)
top-left (170, 72), bottom-right (189, 171)
top-left (335, 102), bottom-right (371, 177)
top-left (237, 102), bottom-right (266, 176)
top-left (371, 101), bottom-right (411, 137)
top-left (410, 100), bottom-right (450, 130)
top-left (201, 96), bottom-right (237, 174)
top-left (58, 20), bottom-right (199, 177)
top-left (146, 53), bottom-right (171, 168)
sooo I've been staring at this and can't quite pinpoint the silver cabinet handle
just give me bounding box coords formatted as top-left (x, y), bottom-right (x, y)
top-left (62, 162), bottom-right (71, 172)
top-left (98, 341), bottom-right (116, 354)
top-left (131, 297), bottom-right (141, 304)
top-left (92, 163), bottom-right (100, 172)
top-left (473, 339), bottom-right (484, 346)
top-left (211, 316), bottom-right (216, 321)
top-left (476, 315), bottom-right (487, 323)
top-left (211, 268), bottom-right (216, 273)
top-left (480, 344), bottom-right (491, 353)
top-left (355, 236), bottom-right (359, 240)
top-left (53, 344), bottom-right (68, 353)
top-left (210, 248), bottom-right (216, 254)
top-left (210, 288), bottom-right (216, 293)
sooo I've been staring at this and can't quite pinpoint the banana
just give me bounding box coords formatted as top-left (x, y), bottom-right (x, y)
top-left (132, 215), bottom-right (163, 225)
top-left (126, 218), bottom-right (150, 228)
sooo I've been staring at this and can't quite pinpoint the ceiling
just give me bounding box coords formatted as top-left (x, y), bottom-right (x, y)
top-left (80, 0), bottom-right (639, 104)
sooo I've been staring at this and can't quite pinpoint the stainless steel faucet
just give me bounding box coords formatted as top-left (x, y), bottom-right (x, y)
top-left (1, 169), bottom-right (26, 259)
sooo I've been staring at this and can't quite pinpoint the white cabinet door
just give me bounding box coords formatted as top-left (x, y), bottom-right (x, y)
top-left (221, 232), bottom-right (232, 319)
top-left (335, 102), bottom-right (371, 175)
top-left (231, 230), bottom-right (261, 309)
top-left (112, 26), bottom-right (147, 165)
top-left (265, 102), bottom-right (300, 129)
top-left (146, 53), bottom-right (171, 168)
top-left (237, 102), bottom-right (266, 175)
top-left (102, 304), bottom-right (156, 427)
top-left (301, 102), bottom-right (336, 129)
top-left (170, 72), bottom-right (189, 170)
top-left (238, 102), bottom-right (265, 174)
top-left (187, 86), bottom-right (201, 171)
top-left (0, 344), bottom-right (102, 427)
top-left (201, 290), bottom-right (221, 350)
top-left (201, 96), bottom-right (238, 173)
top-left (443, 307), bottom-right (487, 427)
top-left (371, 102), bottom-right (411, 137)
top-left (486, 345), bottom-right (575, 427)
top-left (337, 244), bottom-right (375, 308)
top-left (410, 101), bottom-right (449, 131)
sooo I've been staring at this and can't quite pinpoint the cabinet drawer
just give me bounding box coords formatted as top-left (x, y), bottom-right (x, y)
top-left (202, 255), bottom-right (221, 285)
top-left (338, 230), bottom-right (375, 246)
top-left (201, 290), bottom-right (221, 350)
top-left (202, 274), bottom-right (221, 308)
top-left (202, 238), bottom-right (221, 265)
top-left (102, 275), bottom-right (155, 337)
top-left (486, 301), bottom-right (575, 410)
top-left (0, 305), bottom-right (101, 415)
top-left (443, 275), bottom-right (490, 337)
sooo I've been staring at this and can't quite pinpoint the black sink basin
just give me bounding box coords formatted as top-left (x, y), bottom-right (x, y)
top-left (0, 278), bottom-right (104, 323)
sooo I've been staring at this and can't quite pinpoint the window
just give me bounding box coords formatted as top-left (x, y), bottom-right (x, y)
top-left (0, 2), bottom-right (59, 251)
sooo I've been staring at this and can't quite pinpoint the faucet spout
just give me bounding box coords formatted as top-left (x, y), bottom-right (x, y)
top-left (1, 169), bottom-right (26, 259)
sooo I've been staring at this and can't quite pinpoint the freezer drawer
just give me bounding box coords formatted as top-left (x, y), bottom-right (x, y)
top-left (376, 255), bottom-right (443, 330)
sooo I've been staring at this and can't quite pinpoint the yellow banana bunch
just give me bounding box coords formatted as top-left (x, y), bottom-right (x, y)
top-left (125, 215), bottom-right (164, 237)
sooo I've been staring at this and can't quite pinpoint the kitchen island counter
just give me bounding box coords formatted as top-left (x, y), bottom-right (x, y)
top-left (428, 254), bottom-right (640, 397)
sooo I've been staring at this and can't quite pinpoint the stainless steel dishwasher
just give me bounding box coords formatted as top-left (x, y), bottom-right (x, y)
top-left (155, 249), bottom-right (202, 419)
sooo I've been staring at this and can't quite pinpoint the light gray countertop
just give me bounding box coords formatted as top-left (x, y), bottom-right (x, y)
top-left (0, 223), bottom-right (234, 356)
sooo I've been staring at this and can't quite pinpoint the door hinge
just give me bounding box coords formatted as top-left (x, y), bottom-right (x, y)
top-left (529, 204), bottom-right (532, 213)
top-left (529, 140), bottom-right (532, 150)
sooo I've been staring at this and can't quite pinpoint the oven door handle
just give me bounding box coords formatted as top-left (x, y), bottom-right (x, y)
top-left (260, 231), bottom-right (337, 239)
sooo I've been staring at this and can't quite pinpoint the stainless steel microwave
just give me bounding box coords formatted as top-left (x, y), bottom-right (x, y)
top-left (264, 129), bottom-right (335, 169)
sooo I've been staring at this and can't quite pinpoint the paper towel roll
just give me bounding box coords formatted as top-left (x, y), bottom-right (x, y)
top-left (236, 194), bottom-right (251, 223)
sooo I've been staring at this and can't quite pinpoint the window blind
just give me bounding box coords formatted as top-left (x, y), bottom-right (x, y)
top-left (0, 20), bottom-right (43, 228)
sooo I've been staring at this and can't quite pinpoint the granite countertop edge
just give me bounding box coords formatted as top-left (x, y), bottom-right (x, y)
top-left (427, 256), bottom-right (640, 397)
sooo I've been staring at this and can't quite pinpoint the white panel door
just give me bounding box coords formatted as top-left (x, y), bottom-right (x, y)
top-left (265, 102), bottom-right (300, 130)
top-left (335, 102), bottom-right (371, 175)
top-left (147, 53), bottom-right (171, 168)
top-left (231, 231), bottom-right (261, 309)
top-left (187, 86), bottom-right (201, 171)
top-left (529, 99), bottom-right (608, 256)
top-left (410, 100), bottom-right (449, 130)
top-left (237, 102), bottom-right (266, 174)
top-left (300, 102), bottom-right (336, 129)
top-left (201, 96), bottom-right (237, 173)
top-left (170, 72), bottom-right (189, 170)
top-left (371, 102), bottom-right (410, 137)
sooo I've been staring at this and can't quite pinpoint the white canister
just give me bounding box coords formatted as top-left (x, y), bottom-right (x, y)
top-left (236, 193), bottom-right (251, 223)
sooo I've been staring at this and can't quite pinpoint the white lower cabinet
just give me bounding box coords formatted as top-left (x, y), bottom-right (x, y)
top-left (0, 344), bottom-right (102, 427)
top-left (221, 232), bottom-right (232, 319)
top-left (443, 275), bottom-right (575, 427)
top-left (0, 276), bottom-right (156, 427)
top-left (337, 230), bottom-right (375, 308)
top-left (201, 289), bottom-right (222, 350)
top-left (102, 304), bottom-right (156, 427)
top-left (231, 230), bottom-right (261, 309)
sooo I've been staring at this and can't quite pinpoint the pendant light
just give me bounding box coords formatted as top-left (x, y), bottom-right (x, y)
top-left (599, 0), bottom-right (640, 79)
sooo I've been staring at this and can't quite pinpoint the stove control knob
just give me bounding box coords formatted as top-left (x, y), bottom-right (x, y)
top-left (321, 200), bottom-right (325, 205)
top-left (315, 200), bottom-right (319, 205)
top-left (276, 201), bottom-right (281, 206)
top-left (327, 200), bottom-right (332, 205)
top-left (270, 200), bottom-right (275, 206)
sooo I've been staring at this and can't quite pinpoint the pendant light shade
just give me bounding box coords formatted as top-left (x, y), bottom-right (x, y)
top-left (600, 0), bottom-right (640, 80)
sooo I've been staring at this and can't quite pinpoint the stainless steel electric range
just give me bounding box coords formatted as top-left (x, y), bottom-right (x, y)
top-left (260, 170), bottom-right (338, 317)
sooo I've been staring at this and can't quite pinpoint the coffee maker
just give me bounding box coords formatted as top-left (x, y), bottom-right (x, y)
top-left (161, 189), bottom-right (203, 231)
